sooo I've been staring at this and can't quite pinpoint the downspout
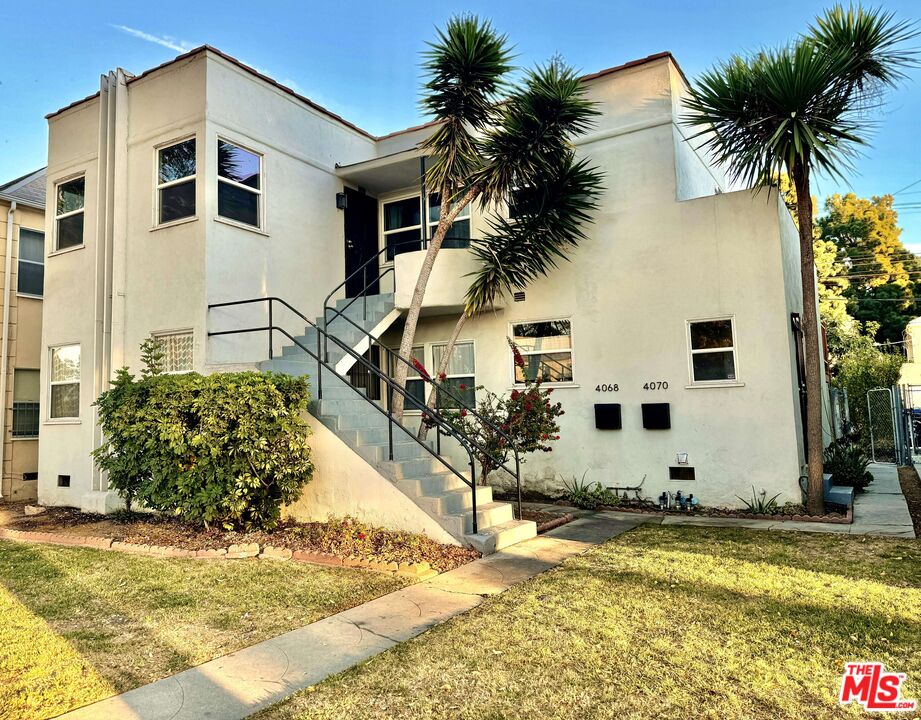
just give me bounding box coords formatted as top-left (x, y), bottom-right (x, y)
top-left (0, 201), bottom-right (17, 499)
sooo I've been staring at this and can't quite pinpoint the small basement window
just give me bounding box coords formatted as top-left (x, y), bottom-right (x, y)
top-left (152, 330), bottom-right (194, 373)
top-left (57, 475), bottom-right (71, 488)
top-left (688, 317), bottom-right (738, 384)
top-left (22, 472), bottom-right (38, 482)
top-left (669, 466), bottom-right (696, 481)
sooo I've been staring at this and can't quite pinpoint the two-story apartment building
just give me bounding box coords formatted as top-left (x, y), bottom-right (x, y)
top-left (0, 169), bottom-right (45, 502)
top-left (39, 46), bottom-right (824, 549)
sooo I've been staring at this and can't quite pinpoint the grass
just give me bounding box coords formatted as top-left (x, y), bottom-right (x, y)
top-left (257, 525), bottom-right (921, 720)
top-left (0, 540), bottom-right (407, 720)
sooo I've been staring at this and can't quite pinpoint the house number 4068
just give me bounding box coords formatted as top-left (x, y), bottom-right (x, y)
top-left (595, 383), bottom-right (619, 392)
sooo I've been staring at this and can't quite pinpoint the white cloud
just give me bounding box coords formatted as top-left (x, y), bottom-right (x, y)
top-left (112, 25), bottom-right (196, 53)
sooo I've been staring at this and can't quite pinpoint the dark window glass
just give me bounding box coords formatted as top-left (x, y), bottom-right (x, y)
top-left (18, 262), bottom-right (43, 296)
top-left (218, 140), bottom-right (260, 188)
top-left (436, 376), bottom-right (476, 410)
top-left (692, 351), bottom-right (736, 382)
top-left (56, 177), bottom-right (85, 215)
top-left (50, 383), bottom-right (79, 418)
top-left (56, 213), bottom-right (84, 250)
top-left (218, 182), bottom-right (259, 227)
top-left (690, 320), bottom-right (734, 350)
top-left (404, 378), bottom-right (427, 411)
top-left (12, 402), bottom-right (39, 438)
top-left (386, 229), bottom-right (422, 261)
top-left (19, 229), bottom-right (44, 263)
top-left (159, 139), bottom-right (196, 183)
top-left (159, 180), bottom-right (196, 223)
top-left (509, 186), bottom-right (540, 219)
top-left (384, 198), bottom-right (420, 231)
top-left (442, 219), bottom-right (470, 248)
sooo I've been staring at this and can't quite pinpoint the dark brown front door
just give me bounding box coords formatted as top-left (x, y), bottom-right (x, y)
top-left (344, 188), bottom-right (379, 298)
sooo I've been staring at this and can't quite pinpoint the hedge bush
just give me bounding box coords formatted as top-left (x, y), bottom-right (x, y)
top-left (93, 368), bottom-right (313, 530)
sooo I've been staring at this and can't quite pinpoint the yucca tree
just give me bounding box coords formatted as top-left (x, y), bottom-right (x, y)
top-left (391, 17), bottom-right (598, 420)
top-left (417, 151), bottom-right (604, 438)
top-left (682, 5), bottom-right (917, 514)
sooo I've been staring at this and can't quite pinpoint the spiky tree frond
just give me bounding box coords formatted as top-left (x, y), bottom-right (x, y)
top-left (475, 58), bottom-right (600, 205)
top-left (419, 15), bottom-right (514, 195)
top-left (465, 153), bottom-right (604, 313)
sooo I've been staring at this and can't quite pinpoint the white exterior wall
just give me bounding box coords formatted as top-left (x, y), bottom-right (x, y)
top-left (39, 49), bottom-right (813, 514)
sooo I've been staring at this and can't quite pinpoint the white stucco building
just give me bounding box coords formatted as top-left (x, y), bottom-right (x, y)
top-left (38, 46), bottom-right (823, 549)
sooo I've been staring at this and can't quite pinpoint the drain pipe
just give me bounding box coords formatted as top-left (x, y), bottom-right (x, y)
top-left (0, 201), bottom-right (16, 499)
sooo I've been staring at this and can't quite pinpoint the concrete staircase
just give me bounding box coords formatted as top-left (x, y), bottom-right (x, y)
top-left (259, 294), bottom-right (536, 553)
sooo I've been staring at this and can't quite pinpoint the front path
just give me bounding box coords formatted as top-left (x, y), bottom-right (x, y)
top-left (57, 514), bottom-right (643, 720)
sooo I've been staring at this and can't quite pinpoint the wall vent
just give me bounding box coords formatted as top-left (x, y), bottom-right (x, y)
top-left (57, 474), bottom-right (71, 488)
top-left (513, 290), bottom-right (526, 302)
top-left (22, 472), bottom-right (38, 482)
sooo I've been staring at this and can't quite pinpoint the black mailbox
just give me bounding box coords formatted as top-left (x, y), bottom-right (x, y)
top-left (594, 403), bottom-right (622, 430)
top-left (642, 403), bottom-right (671, 430)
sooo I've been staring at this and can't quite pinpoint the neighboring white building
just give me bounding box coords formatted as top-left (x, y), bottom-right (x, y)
top-left (38, 46), bottom-right (825, 548)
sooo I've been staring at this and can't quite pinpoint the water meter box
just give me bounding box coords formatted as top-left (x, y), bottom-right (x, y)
top-left (642, 403), bottom-right (671, 430)
top-left (594, 403), bottom-right (622, 430)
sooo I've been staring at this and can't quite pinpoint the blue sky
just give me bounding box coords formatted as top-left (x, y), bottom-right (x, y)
top-left (2, 0), bottom-right (919, 246)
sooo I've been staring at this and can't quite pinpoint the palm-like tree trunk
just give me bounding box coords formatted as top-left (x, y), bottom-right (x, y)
top-left (791, 161), bottom-right (825, 515)
top-left (417, 311), bottom-right (470, 440)
top-left (391, 187), bottom-right (479, 421)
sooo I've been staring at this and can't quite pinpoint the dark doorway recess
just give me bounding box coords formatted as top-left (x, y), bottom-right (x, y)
top-left (343, 187), bottom-right (379, 298)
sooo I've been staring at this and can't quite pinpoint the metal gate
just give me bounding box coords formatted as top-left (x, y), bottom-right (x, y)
top-left (867, 387), bottom-right (897, 463)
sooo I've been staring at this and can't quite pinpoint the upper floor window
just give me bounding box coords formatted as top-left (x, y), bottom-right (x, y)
top-left (218, 140), bottom-right (261, 228)
top-left (157, 138), bottom-right (196, 224)
top-left (383, 197), bottom-right (422, 261)
top-left (17, 229), bottom-right (44, 296)
top-left (688, 317), bottom-right (738, 383)
top-left (55, 176), bottom-right (84, 251)
top-left (428, 193), bottom-right (470, 249)
top-left (152, 330), bottom-right (194, 373)
top-left (511, 319), bottom-right (573, 384)
top-left (50, 344), bottom-right (80, 419)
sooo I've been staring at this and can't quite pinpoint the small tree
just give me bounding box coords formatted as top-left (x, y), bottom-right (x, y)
top-left (835, 339), bottom-right (904, 443)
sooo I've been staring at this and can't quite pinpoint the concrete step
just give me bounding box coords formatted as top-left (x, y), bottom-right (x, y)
top-left (394, 472), bottom-right (471, 496)
top-left (466, 519), bottom-right (538, 554)
top-left (442, 501), bottom-right (514, 537)
top-left (333, 293), bottom-right (394, 312)
top-left (416, 485), bottom-right (493, 516)
top-left (357, 438), bottom-right (435, 463)
top-left (383, 456), bottom-right (465, 480)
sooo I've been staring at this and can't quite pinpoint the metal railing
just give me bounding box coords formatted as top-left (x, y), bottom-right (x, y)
top-left (321, 238), bottom-right (523, 515)
top-left (209, 296), bottom-right (494, 532)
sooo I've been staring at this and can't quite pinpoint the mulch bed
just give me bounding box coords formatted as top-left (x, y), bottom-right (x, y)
top-left (556, 501), bottom-right (852, 525)
top-left (897, 466), bottom-right (921, 537)
top-left (516, 508), bottom-right (574, 534)
top-left (1, 505), bottom-right (479, 574)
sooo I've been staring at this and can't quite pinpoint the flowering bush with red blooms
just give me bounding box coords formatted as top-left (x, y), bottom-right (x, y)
top-left (439, 339), bottom-right (564, 484)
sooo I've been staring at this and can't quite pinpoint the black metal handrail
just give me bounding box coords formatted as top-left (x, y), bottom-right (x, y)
top-left (208, 296), bottom-right (485, 532)
top-left (321, 239), bottom-right (522, 514)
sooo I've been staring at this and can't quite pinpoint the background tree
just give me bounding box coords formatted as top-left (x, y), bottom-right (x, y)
top-left (819, 193), bottom-right (920, 344)
top-left (682, 5), bottom-right (917, 514)
top-left (390, 17), bottom-right (598, 420)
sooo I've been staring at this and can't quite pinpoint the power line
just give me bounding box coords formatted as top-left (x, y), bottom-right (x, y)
top-left (893, 177), bottom-right (921, 195)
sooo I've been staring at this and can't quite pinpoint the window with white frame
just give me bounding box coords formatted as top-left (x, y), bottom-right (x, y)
top-left (17, 229), bottom-right (44, 296)
top-left (12, 369), bottom-right (40, 438)
top-left (427, 193), bottom-right (471, 249)
top-left (511, 320), bottom-right (573, 384)
top-left (50, 345), bottom-right (80, 419)
top-left (688, 317), bottom-right (738, 383)
top-left (401, 344), bottom-right (426, 411)
top-left (55, 176), bottom-right (85, 250)
top-left (153, 331), bottom-right (194, 373)
top-left (157, 138), bottom-right (196, 224)
top-left (383, 196), bottom-right (422, 261)
top-left (217, 139), bottom-right (261, 228)
top-left (432, 341), bottom-right (475, 408)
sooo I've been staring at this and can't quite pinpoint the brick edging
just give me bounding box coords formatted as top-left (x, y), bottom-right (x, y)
top-left (0, 528), bottom-right (439, 579)
top-left (604, 506), bottom-right (854, 524)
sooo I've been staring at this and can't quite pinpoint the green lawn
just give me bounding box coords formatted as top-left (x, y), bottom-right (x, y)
top-left (0, 540), bottom-right (407, 720)
top-left (257, 525), bottom-right (920, 720)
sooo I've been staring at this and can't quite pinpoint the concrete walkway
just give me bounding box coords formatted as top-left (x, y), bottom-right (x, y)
top-left (526, 463), bottom-right (916, 539)
top-left (56, 513), bottom-right (642, 720)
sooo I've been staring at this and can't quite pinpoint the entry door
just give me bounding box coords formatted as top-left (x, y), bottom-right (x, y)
top-left (343, 188), bottom-right (379, 298)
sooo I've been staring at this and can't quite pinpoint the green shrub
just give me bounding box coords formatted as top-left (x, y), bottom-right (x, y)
top-left (94, 368), bottom-right (313, 530)
top-left (823, 440), bottom-right (874, 492)
top-left (834, 343), bottom-right (903, 445)
top-left (562, 473), bottom-right (619, 510)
